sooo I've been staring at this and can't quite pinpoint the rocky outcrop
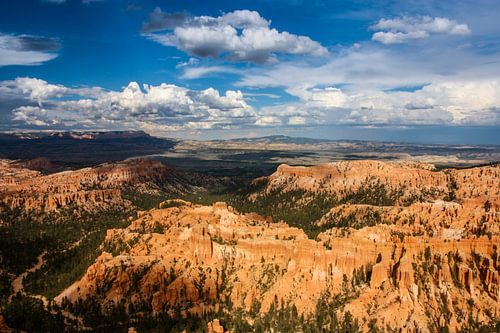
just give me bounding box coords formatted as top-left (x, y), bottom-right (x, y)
top-left (0, 158), bottom-right (225, 214)
top-left (0, 159), bottom-right (41, 188)
top-left (207, 319), bottom-right (225, 333)
top-left (266, 161), bottom-right (449, 203)
top-left (257, 161), bottom-right (499, 238)
top-left (3, 159), bottom-right (498, 331)
top-left (263, 161), bottom-right (499, 206)
top-left (4, 189), bottom-right (123, 213)
top-left (318, 200), bottom-right (499, 237)
top-left (56, 202), bottom-right (499, 332)
top-left (13, 157), bottom-right (60, 173)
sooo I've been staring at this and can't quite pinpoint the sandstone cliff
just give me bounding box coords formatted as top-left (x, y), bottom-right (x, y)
top-left (5, 159), bottom-right (498, 332)
top-left (56, 201), bottom-right (499, 332)
top-left (255, 161), bottom-right (499, 237)
top-left (0, 158), bottom-right (223, 214)
top-left (263, 161), bottom-right (499, 205)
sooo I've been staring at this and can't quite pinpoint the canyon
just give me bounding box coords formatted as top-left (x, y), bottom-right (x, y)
top-left (56, 200), bottom-right (499, 332)
top-left (0, 158), bottom-right (498, 332)
top-left (0, 158), bottom-right (224, 215)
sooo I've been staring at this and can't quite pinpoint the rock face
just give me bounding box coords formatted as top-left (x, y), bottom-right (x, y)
top-left (318, 200), bottom-right (499, 238)
top-left (57, 201), bottom-right (499, 332)
top-left (5, 159), bottom-right (498, 332)
top-left (13, 157), bottom-right (60, 173)
top-left (266, 161), bottom-right (448, 202)
top-left (207, 319), bottom-right (225, 333)
top-left (0, 158), bottom-right (222, 214)
top-left (266, 161), bottom-right (499, 204)
top-left (0, 159), bottom-right (41, 187)
top-left (260, 161), bottom-right (499, 237)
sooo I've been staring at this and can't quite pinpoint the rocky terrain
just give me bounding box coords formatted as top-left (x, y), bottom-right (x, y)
top-left (36, 160), bottom-right (496, 332)
top-left (251, 161), bottom-right (499, 237)
top-left (262, 161), bottom-right (498, 204)
top-left (55, 200), bottom-right (498, 332)
top-left (0, 158), bottom-right (225, 215)
top-left (1, 159), bottom-right (498, 332)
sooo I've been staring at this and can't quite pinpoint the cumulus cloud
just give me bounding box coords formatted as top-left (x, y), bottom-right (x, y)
top-left (371, 16), bottom-right (471, 44)
top-left (255, 116), bottom-right (282, 126)
top-left (255, 101), bottom-right (325, 127)
top-left (2, 76), bottom-right (499, 132)
top-left (258, 82), bottom-right (500, 126)
top-left (12, 106), bottom-right (59, 127)
top-left (0, 33), bottom-right (61, 66)
top-left (252, 87), bottom-right (349, 126)
top-left (142, 9), bottom-right (190, 33)
top-left (0, 77), bottom-right (103, 104)
top-left (0, 78), bottom-right (255, 132)
top-left (234, 32), bottom-right (500, 127)
top-left (8, 77), bottom-right (68, 101)
top-left (142, 8), bottom-right (328, 63)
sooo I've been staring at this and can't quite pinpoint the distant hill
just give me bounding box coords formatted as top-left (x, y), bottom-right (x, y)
top-left (223, 134), bottom-right (500, 148)
top-left (225, 135), bottom-right (333, 144)
top-left (0, 131), bottom-right (176, 168)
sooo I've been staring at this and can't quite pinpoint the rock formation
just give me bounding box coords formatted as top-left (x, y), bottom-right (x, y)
top-left (4, 159), bottom-right (498, 331)
top-left (57, 199), bottom-right (499, 331)
top-left (257, 161), bottom-right (499, 236)
top-left (263, 161), bottom-right (498, 205)
top-left (0, 158), bottom-right (223, 214)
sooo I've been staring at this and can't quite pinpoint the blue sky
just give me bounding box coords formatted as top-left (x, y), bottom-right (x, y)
top-left (0, 0), bottom-right (499, 144)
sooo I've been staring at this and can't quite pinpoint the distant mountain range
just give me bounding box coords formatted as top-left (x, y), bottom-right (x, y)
top-left (0, 131), bottom-right (176, 167)
top-left (223, 135), bottom-right (333, 144)
top-left (1, 131), bottom-right (499, 172)
top-left (221, 134), bottom-right (500, 148)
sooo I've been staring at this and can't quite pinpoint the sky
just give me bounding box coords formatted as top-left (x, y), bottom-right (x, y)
top-left (0, 0), bottom-right (499, 144)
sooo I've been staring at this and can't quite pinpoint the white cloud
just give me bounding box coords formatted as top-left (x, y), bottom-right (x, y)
top-left (180, 65), bottom-right (241, 79)
top-left (287, 116), bottom-right (306, 125)
top-left (176, 57), bottom-right (199, 68)
top-left (242, 92), bottom-right (281, 99)
top-left (1, 78), bottom-right (256, 132)
top-left (0, 33), bottom-right (60, 67)
top-left (2, 76), bottom-right (499, 132)
top-left (371, 16), bottom-right (471, 44)
top-left (233, 37), bottom-right (500, 126)
top-left (11, 77), bottom-right (68, 101)
top-left (12, 106), bottom-right (61, 126)
top-left (255, 116), bottom-right (282, 126)
top-left (220, 10), bottom-right (269, 29)
top-left (142, 8), bottom-right (328, 63)
top-left (0, 77), bottom-right (103, 104)
top-left (260, 81), bottom-right (500, 126)
top-left (237, 47), bottom-right (440, 92)
top-left (255, 101), bottom-right (324, 127)
top-left (305, 87), bottom-right (348, 108)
